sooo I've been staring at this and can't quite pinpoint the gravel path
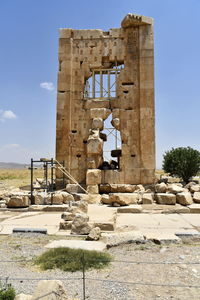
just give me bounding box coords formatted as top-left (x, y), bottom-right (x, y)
top-left (0, 234), bottom-right (200, 299)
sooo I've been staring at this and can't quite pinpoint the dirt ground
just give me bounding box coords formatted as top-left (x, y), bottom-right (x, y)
top-left (0, 234), bottom-right (200, 300)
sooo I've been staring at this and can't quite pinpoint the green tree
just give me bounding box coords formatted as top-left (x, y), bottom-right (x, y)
top-left (162, 147), bottom-right (200, 183)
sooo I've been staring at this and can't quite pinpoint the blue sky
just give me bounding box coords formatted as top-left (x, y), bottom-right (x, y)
top-left (0, 0), bottom-right (200, 168)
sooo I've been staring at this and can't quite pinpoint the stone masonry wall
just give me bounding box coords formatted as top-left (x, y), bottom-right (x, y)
top-left (56, 13), bottom-right (155, 188)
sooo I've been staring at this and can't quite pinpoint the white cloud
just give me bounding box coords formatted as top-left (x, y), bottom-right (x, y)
top-left (0, 110), bottom-right (17, 122)
top-left (40, 82), bottom-right (55, 91)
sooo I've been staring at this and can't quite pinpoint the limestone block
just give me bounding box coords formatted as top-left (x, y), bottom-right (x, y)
top-left (84, 99), bottom-right (110, 109)
top-left (190, 184), bottom-right (200, 193)
top-left (66, 183), bottom-right (79, 193)
top-left (176, 192), bottom-right (193, 206)
top-left (109, 193), bottom-right (140, 206)
top-left (99, 184), bottom-right (111, 193)
top-left (94, 222), bottom-right (115, 231)
top-left (34, 192), bottom-right (51, 205)
top-left (87, 184), bottom-right (99, 194)
top-left (65, 200), bottom-right (88, 214)
top-left (61, 212), bottom-right (74, 221)
top-left (101, 194), bottom-right (110, 204)
top-left (103, 231), bottom-right (145, 247)
top-left (59, 28), bottom-right (73, 38)
top-left (167, 184), bottom-right (184, 194)
top-left (87, 227), bottom-right (101, 241)
top-left (155, 183), bottom-right (167, 193)
top-left (110, 184), bottom-right (136, 193)
top-left (87, 194), bottom-right (102, 204)
top-left (90, 108), bottom-right (111, 120)
top-left (59, 220), bottom-right (72, 230)
top-left (188, 204), bottom-right (200, 213)
top-left (52, 193), bottom-right (64, 204)
top-left (155, 193), bottom-right (176, 205)
top-left (7, 195), bottom-right (30, 208)
top-left (193, 192), bottom-right (200, 203)
top-left (142, 193), bottom-right (154, 204)
top-left (71, 213), bottom-right (91, 235)
top-left (111, 118), bottom-right (120, 130)
top-left (87, 138), bottom-right (103, 155)
top-left (32, 280), bottom-right (68, 300)
top-left (60, 192), bottom-right (74, 203)
top-left (86, 169), bottom-right (101, 185)
top-left (91, 118), bottom-right (104, 130)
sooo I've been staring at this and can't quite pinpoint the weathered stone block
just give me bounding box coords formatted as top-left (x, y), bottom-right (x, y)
top-left (176, 192), bottom-right (193, 206)
top-left (7, 195), bottom-right (30, 208)
top-left (193, 192), bottom-right (200, 203)
top-left (90, 108), bottom-right (111, 120)
top-left (109, 193), bottom-right (140, 206)
top-left (86, 169), bottom-right (101, 185)
top-left (155, 183), bottom-right (167, 193)
top-left (33, 280), bottom-right (68, 300)
top-left (155, 193), bottom-right (176, 205)
top-left (142, 193), bottom-right (154, 204)
top-left (91, 118), bottom-right (103, 130)
top-left (87, 184), bottom-right (99, 194)
top-left (87, 138), bottom-right (103, 155)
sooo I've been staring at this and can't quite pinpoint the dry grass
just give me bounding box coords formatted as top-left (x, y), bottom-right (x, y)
top-left (0, 169), bottom-right (45, 188)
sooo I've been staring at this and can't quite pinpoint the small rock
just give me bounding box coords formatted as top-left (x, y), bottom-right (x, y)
top-left (87, 227), bottom-right (101, 241)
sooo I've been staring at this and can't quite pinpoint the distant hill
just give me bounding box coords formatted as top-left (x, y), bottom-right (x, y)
top-left (0, 162), bottom-right (30, 169)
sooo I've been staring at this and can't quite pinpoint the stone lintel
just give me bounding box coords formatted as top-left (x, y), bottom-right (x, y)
top-left (121, 13), bottom-right (153, 28)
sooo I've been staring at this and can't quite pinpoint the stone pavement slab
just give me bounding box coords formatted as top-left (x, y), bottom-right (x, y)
top-left (0, 212), bottom-right (61, 235)
top-left (45, 239), bottom-right (106, 251)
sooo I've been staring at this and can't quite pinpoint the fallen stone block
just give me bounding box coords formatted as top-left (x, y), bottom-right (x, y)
top-left (101, 194), bottom-right (110, 204)
top-left (142, 193), bottom-right (154, 204)
top-left (66, 183), bottom-right (80, 193)
top-left (86, 227), bottom-right (101, 241)
top-left (167, 184), bottom-right (184, 194)
top-left (176, 192), bottom-right (193, 206)
top-left (102, 231), bottom-right (145, 247)
top-left (155, 182), bottom-right (167, 193)
top-left (61, 191), bottom-right (74, 203)
top-left (52, 193), bottom-right (64, 204)
top-left (7, 195), bottom-right (30, 208)
top-left (109, 193), bottom-right (140, 206)
top-left (71, 213), bottom-right (91, 235)
top-left (155, 193), bottom-right (176, 205)
top-left (59, 220), bottom-right (72, 230)
top-left (94, 222), bottom-right (115, 231)
top-left (190, 184), bottom-right (200, 193)
top-left (193, 192), bottom-right (200, 203)
top-left (32, 280), bottom-right (68, 300)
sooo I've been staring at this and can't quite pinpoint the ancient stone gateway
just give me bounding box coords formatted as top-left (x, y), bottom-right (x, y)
top-left (56, 13), bottom-right (155, 192)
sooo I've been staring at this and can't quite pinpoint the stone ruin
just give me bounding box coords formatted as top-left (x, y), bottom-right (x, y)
top-left (55, 13), bottom-right (155, 192)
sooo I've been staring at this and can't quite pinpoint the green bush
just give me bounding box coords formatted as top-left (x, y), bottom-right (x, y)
top-left (163, 147), bottom-right (200, 183)
top-left (35, 247), bottom-right (112, 272)
top-left (0, 284), bottom-right (16, 300)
